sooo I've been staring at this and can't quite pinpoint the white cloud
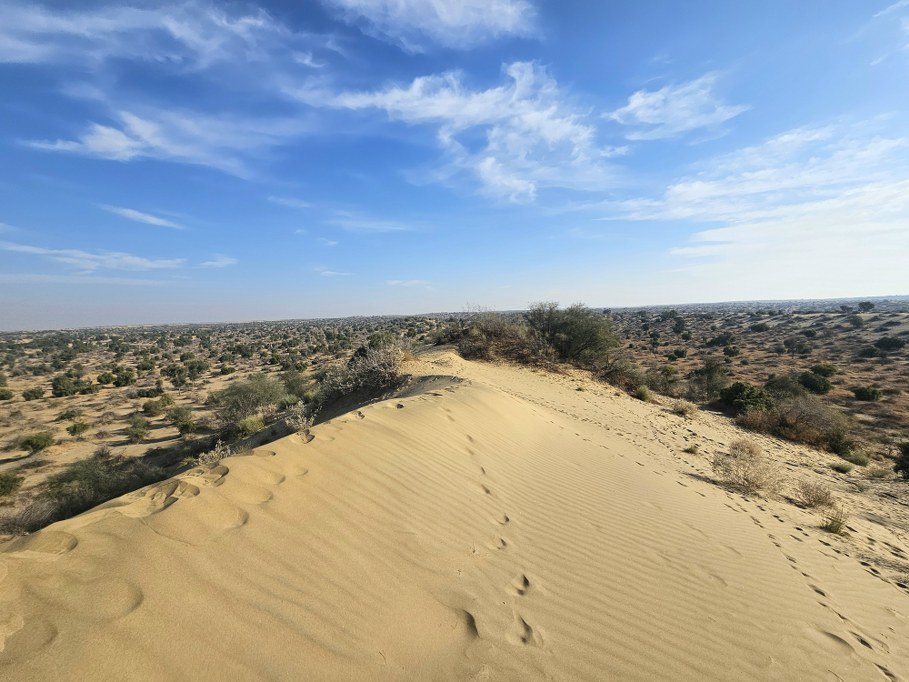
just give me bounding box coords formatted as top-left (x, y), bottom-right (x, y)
top-left (298, 62), bottom-right (616, 201)
top-left (0, 240), bottom-right (185, 271)
top-left (610, 124), bottom-right (909, 297)
top-left (268, 195), bottom-right (312, 209)
top-left (320, 0), bottom-right (536, 51)
top-left (28, 108), bottom-right (310, 177)
top-left (199, 254), bottom-right (238, 268)
top-left (100, 204), bottom-right (183, 229)
top-left (326, 210), bottom-right (414, 232)
top-left (0, 1), bottom-right (326, 70)
top-left (605, 73), bottom-right (748, 140)
top-left (317, 237), bottom-right (339, 246)
top-left (387, 279), bottom-right (431, 287)
top-left (315, 266), bottom-right (352, 276)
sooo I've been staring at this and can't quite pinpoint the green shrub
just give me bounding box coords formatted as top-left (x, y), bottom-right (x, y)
top-left (821, 505), bottom-right (849, 534)
top-left (831, 461), bottom-right (853, 474)
top-left (839, 450), bottom-right (869, 467)
top-left (21, 432), bottom-right (54, 454)
top-left (798, 371), bottom-right (832, 395)
top-left (125, 416), bottom-right (149, 443)
top-left (687, 358), bottom-right (729, 401)
top-left (875, 336), bottom-right (905, 352)
top-left (857, 347), bottom-right (880, 359)
top-left (96, 371), bottom-right (115, 385)
top-left (0, 472), bottom-right (23, 497)
top-left (22, 387), bottom-right (44, 401)
top-left (67, 421), bottom-right (90, 437)
top-left (895, 443), bottom-right (909, 480)
top-left (55, 408), bottom-right (82, 422)
top-left (633, 385), bottom-right (652, 402)
top-left (525, 303), bottom-right (618, 367)
top-left (852, 386), bottom-right (882, 401)
top-left (719, 382), bottom-right (774, 415)
top-left (749, 322), bottom-right (770, 332)
top-left (0, 388), bottom-right (12, 400)
top-left (810, 363), bottom-right (837, 377)
top-left (764, 374), bottom-right (806, 400)
top-left (238, 415), bottom-right (265, 436)
top-left (212, 374), bottom-right (284, 424)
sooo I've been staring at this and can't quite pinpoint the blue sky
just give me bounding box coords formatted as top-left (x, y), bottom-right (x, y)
top-left (1, 0), bottom-right (908, 330)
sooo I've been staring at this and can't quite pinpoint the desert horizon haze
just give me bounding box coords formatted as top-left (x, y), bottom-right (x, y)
top-left (1, 0), bottom-right (909, 330)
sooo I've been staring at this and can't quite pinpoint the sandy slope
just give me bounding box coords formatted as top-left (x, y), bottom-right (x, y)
top-left (1, 350), bottom-right (907, 680)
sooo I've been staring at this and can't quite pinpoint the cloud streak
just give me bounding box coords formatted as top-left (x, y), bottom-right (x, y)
top-left (0, 240), bottom-right (186, 271)
top-left (101, 205), bottom-right (183, 229)
top-left (605, 73), bottom-right (748, 140)
top-left (320, 0), bottom-right (536, 51)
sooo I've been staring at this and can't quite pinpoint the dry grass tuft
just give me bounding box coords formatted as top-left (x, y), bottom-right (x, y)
top-left (712, 439), bottom-right (780, 495)
top-left (795, 479), bottom-right (834, 508)
top-left (821, 505), bottom-right (849, 535)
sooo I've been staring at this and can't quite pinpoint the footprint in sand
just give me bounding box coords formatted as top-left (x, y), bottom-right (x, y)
top-left (508, 616), bottom-right (543, 647)
top-left (4, 531), bottom-right (78, 560)
top-left (510, 573), bottom-right (532, 596)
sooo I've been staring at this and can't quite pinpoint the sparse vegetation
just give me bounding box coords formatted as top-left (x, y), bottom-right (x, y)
top-left (820, 505), bottom-right (849, 535)
top-left (711, 439), bottom-right (779, 495)
top-left (0, 472), bottom-right (23, 497)
top-left (20, 431), bottom-right (54, 454)
top-left (795, 480), bottom-right (833, 508)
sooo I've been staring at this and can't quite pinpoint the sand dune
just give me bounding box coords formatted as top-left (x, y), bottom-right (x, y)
top-left (1, 350), bottom-right (907, 680)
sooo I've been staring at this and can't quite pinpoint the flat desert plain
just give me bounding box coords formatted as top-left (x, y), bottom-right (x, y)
top-left (1, 350), bottom-right (907, 680)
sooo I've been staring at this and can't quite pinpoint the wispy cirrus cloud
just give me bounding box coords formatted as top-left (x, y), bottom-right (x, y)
top-left (268, 195), bottom-right (313, 209)
top-left (326, 210), bottom-right (415, 232)
top-left (0, 273), bottom-right (168, 286)
top-left (317, 237), bottom-right (339, 246)
top-left (0, 1), bottom-right (334, 70)
top-left (387, 278), bottom-right (431, 287)
top-left (320, 0), bottom-right (536, 51)
top-left (297, 62), bottom-right (619, 201)
top-left (0, 240), bottom-right (186, 271)
top-left (28, 108), bottom-right (312, 177)
top-left (605, 73), bottom-right (748, 140)
top-left (100, 204), bottom-right (183, 229)
top-left (315, 265), bottom-right (352, 276)
top-left (607, 123), bottom-right (909, 296)
top-left (199, 254), bottom-right (238, 268)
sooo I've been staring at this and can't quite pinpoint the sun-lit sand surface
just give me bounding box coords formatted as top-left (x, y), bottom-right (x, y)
top-left (1, 350), bottom-right (907, 680)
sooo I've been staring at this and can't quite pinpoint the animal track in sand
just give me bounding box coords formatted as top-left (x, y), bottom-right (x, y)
top-left (510, 573), bottom-right (532, 596)
top-left (251, 449), bottom-right (276, 457)
top-left (509, 616), bottom-right (543, 647)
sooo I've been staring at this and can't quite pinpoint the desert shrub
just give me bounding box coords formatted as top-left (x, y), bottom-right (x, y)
top-left (719, 382), bottom-right (774, 416)
top-left (458, 312), bottom-right (551, 364)
top-left (875, 336), bottom-right (905, 352)
top-left (142, 399), bottom-right (165, 416)
top-left (671, 399), bottom-right (696, 418)
top-left (810, 363), bottom-right (837, 377)
top-left (682, 444), bottom-right (699, 454)
top-left (831, 461), bottom-right (853, 474)
top-left (55, 408), bottom-right (82, 421)
top-left (795, 480), bottom-right (833, 508)
top-left (644, 365), bottom-right (680, 394)
top-left (238, 415), bottom-right (265, 436)
top-left (96, 371), bottom-right (115, 385)
top-left (771, 395), bottom-right (851, 451)
top-left (857, 347), bottom-right (880, 359)
top-left (712, 439), bottom-right (779, 495)
top-left (22, 387), bottom-right (44, 401)
top-left (0, 388), bottom-right (12, 400)
top-left (839, 450), bottom-right (869, 467)
top-left (213, 373), bottom-right (285, 424)
top-left (798, 371), bottom-right (832, 395)
top-left (318, 347), bottom-right (404, 404)
top-left (0, 472), bottom-right (23, 497)
top-left (97, 411), bottom-right (117, 425)
top-left (21, 432), bottom-right (54, 454)
top-left (525, 303), bottom-right (618, 368)
top-left (600, 356), bottom-right (647, 392)
top-left (852, 386), bottom-right (882, 401)
top-left (749, 322), bottom-right (770, 332)
top-left (282, 370), bottom-right (311, 400)
top-left (198, 440), bottom-right (232, 466)
top-left (66, 421), bottom-right (90, 437)
top-left (19, 455), bottom-right (165, 531)
top-left (764, 373), bottom-right (806, 400)
top-left (894, 442), bottom-right (909, 480)
top-left (633, 385), bottom-right (652, 402)
top-left (125, 415), bottom-right (149, 443)
top-left (821, 505), bottom-right (849, 534)
top-left (51, 375), bottom-right (78, 397)
top-left (687, 358), bottom-right (729, 401)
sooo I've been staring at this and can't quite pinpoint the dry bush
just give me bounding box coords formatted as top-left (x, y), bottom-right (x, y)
top-left (821, 505), bottom-right (849, 535)
top-left (795, 480), bottom-right (833, 508)
top-left (712, 439), bottom-right (780, 495)
top-left (670, 399), bottom-right (696, 418)
top-left (198, 440), bottom-right (232, 466)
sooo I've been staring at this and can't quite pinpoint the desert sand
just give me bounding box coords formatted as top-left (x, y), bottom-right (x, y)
top-left (1, 349), bottom-right (907, 680)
